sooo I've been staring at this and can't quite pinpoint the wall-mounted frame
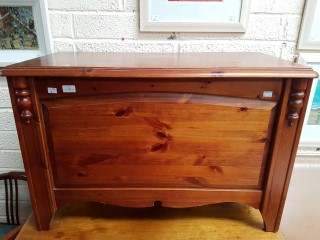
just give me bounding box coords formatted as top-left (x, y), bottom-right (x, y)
top-left (298, 53), bottom-right (320, 145)
top-left (0, 0), bottom-right (52, 67)
top-left (298, 0), bottom-right (320, 50)
top-left (140, 0), bottom-right (251, 33)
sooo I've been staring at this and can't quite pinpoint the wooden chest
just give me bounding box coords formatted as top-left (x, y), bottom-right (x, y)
top-left (1, 52), bottom-right (318, 232)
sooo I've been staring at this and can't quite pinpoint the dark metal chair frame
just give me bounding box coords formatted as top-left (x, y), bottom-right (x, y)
top-left (0, 171), bottom-right (27, 240)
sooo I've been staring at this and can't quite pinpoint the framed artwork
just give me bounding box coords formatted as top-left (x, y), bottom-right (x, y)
top-left (0, 0), bottom-right (52, 67)
top-left (140, 0), bottom-right (251, 32)
top-left (298, 0), bottom-right (320, 50)
top-left (298, 53), bottom-right (320, 144)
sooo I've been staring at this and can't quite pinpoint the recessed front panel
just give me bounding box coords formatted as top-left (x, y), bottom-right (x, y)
top-left (42, 93), bottom-right (277, 189)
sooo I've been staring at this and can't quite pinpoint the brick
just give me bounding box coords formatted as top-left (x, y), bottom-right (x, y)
top-left (179, 40), bottom-right (298, 61)
top-left (48, 0), bottom-right (122, 11)
top-left (0, 77), bottom-right (8, 88)
top-left (244, 14), bottom-right (290, 41)
top-left (251, 0), bottom-right (304, 14)
top-left (139, 32), bottom-right (180, 40)
top-left (0, 151), bottom-right (23, 168)
top-left (124, 0), bottom-right (137, 12)
top-left (53, 41), bottom-right (75, 52)
top-left (49, 13), bottom-right (73, 38)
top-left (281, 15), bottom-right (301, 42)
top-left (179, 40), bottom-right (283, 57)
top-left (179, 14), bottom-right (300, 42)
top-left (0, 132), bottom-right (20, 150)
top-left (178, 32), bottom-right (240, 41)
top-left (280, 42), bottom-right (297, 61)
top-left (0, 110), bottom-right (15, 131)
top-left (74, 13), bottom-right (138, 39)
top-left (0, 88), bottom-right (12, 108)
top-left (75, 41), bottom-right (177, 52)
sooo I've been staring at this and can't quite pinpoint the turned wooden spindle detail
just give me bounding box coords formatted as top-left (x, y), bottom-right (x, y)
top-left (13, 77), bottom-right (33, 124)
top-left (286, 79), bottom-right (308, 126)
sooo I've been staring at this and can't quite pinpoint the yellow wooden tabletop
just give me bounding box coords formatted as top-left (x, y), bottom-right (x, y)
top-left (17, 202), bottom-right (283, 240)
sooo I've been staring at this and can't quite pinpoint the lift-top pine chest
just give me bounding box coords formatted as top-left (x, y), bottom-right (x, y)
top-left (1, 52), bottom-right (318, 232)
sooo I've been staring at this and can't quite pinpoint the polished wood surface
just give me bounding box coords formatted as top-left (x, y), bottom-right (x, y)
top-left (36, 77), bottom-right (284, 101)
top-left (54, 188), bottom-right (262, 210)
top-left (16, 202), bottom-right (284, 240)
top-left (44, 93), bottom-right (276, 189)
top-left (1, 52), bottom-right (318, 78)
top-left (2, 53), bottom-right (317, 232)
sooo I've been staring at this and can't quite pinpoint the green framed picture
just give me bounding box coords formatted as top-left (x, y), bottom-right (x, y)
top-left (0, 0), bottom-right (52, 67)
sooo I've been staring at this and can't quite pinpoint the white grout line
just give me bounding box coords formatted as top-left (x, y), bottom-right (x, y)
top-left (294, 163), bottom-right (320, 168)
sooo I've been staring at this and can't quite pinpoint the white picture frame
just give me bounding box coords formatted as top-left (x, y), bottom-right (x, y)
top-left (140, 0), bottom-right (251, 33)
top-left (298, 52), bottom-right (320, 145)
top-left (0, 0), bottom-right (53, 67)
top-left (298, 0), bottom-right (320, 50)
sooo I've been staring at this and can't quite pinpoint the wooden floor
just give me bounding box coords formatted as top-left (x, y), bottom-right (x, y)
top-left (17, 202), bottom-right (283, 240)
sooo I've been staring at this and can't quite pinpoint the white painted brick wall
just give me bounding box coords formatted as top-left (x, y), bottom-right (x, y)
top-left (50, 13), bottom-right (74, 38)
top-left (73, 13), bottom-right (138, 39)
top-left (0, 77), bottom-right (21, 168)
top-left (251, 0), bottom-right (304, 14)
top-left (0, 0), bottom-right (309, 223)
top-left (48, 0), bottom-right (123, 11)
top-left (48, 0), bottom-right (305, 61)
top-left (0, 76), bottom-right (32, 221)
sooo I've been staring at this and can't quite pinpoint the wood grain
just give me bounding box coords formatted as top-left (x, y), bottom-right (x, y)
top-left (16, 202), bottom-right (284, 240)
top-left (260, 78), bottom-right (312, 232)
top-left (7, 78), bottom-right (55, 231)
top-left (42, 93), bottom-right (276, 189)
top-left (36, 77), bottom-right (283, 101)
top-left (2, 53), bottom-right (317, 232)
top-left (54, 188), bottom-right (262, 209)
top-left (2, 52), bottom-right (318, 78)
